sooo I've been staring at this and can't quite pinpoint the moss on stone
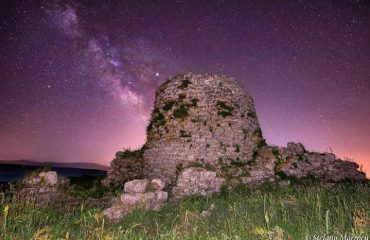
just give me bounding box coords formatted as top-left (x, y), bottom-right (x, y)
top-left (189, 98), bottom-right (199, 107)
top-left (218, 111), bottom-right (233, 118)
top-left (179, 93), bottom-right (186, 101)
top-left (179, 130), bottom-right (191, 138)
top-left (178, 78), bottom-right (191, 89)
top-left (247, 110), bottom-right (256, 118)
top-left (235, 144), bottom-right (240, 152)
top-left (173, 104), bottom-right (189, 118)
top-left (163, 101), bottom-right (176, 111)
top-left (253, 127), bottom-right (263, 138)
top-left (230, 158), bottom-right (245, 167)
top-left (247, 150), bottom-right (259, 166)
top-left (216, 101), bottom-right (234, 118)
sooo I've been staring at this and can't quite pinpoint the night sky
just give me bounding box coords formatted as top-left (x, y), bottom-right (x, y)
top-left (0, 0), bottom-right (369, 175)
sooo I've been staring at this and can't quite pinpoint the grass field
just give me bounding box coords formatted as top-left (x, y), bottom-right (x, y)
top-left (0, 182), bottom-right (369, 240)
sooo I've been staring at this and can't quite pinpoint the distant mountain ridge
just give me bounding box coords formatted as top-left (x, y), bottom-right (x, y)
top-left (0, 159), bottom-right (109, 171)
top-left (0, 160), bottom-right (108, 183)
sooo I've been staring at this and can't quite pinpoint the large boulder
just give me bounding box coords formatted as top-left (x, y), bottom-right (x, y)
top-left (172, 167), bottom-right (225, 200)
top-left (143, 73), bottom-right (263, 183)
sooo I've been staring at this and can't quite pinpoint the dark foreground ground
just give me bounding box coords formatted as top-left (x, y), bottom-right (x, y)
top-left (0, 180), bottom-right (369, 240)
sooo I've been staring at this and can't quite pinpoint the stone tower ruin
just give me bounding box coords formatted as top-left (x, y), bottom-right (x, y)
top-left (143, 73), bottom-right (264, 183)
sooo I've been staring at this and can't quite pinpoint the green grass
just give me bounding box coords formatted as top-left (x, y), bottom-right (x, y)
top-left (1, 182), bottom-right (369, 239)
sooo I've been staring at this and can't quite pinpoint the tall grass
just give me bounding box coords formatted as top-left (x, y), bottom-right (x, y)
top-left (0, 182), bottom-right (369, 239)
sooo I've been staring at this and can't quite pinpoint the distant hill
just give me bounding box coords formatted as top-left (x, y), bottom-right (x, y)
top-left (0, 159), bottom-right (109, 171)
top-left (0, 160), bottom-right (108, 183)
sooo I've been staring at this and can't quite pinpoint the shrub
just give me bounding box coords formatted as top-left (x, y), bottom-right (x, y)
top-left (257, 139), bottom-right (267, 148)
top-left (147, 108), bottom-right (166, 132)
top-left (272, 148), bottom-right (280, 157)
top-left (253, 127), bottom-right (263, 137)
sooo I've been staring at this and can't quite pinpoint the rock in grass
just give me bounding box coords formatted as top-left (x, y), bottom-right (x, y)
top-left (102, 205), bottom-right (126, 221)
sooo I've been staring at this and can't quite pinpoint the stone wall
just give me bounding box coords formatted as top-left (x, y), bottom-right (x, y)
top-left (273, 142), bottom-right (366, 182)
top-left (143, 73), bottom-right (263, 183)
top-left (103, 149), bottom-right (144, 186)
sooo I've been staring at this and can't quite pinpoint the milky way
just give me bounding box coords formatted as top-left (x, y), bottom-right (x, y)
top-left (0, 1), bottom-right (369, 175)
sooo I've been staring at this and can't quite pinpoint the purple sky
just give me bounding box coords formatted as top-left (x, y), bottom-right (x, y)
top-left (0, 0), bottom-right (369, 175)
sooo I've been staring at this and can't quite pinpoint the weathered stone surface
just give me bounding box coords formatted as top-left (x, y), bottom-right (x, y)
top-left (273, 143), bottom-right (366, 183)
top-left (17, 171), bottom-right (70, 206)
top-left (155, 191), bottom-right (168, 203)
top-left (121, 192), bottom-right (149, 206)
top-left (143, 73), bottom-right (262, 183)
top-left (286, 142), bottom-right (306, 155)
top-left (103, 178), bottom-right (168, 221)
top-left (102, 205), bottom-right (126, 221)
top-left (124, 179), bottom-right (149, 193)
top-left (241, 146), bottom-right (278, 185)
top-left (103, 149), bottom-right (144, 187)
top-left (39, 171), bottom-right (58, 186)
top-left (150, 179), bottom-right (165, 191)
top-left (22, 177), bottom-right (41, 186)
top-left (172, 168), bottom-right (225, 200)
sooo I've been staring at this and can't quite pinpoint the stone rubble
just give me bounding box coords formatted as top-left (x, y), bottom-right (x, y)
top-left (18, 171), bottom-right (70, 205)
top-left (274, 142), bottom-right (366, 182)
top-left (103, 178), bottom-right (168, 221)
